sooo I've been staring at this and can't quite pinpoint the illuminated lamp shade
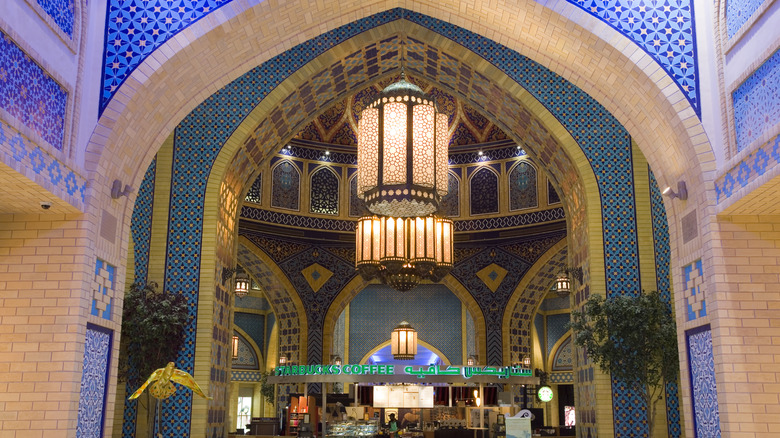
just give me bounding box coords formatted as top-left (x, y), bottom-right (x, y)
top-left (391, 321), bottom-right (418, 360)
top-left (234, 266), bottom-right (250, 298)
top-left (232, 335), bottom-right (239, 359)
top-left (554, 272), bottom-right (571, 296)
top-left (356, 215), bottom-right (453, 291)
top-left (357, 73), bottom-right (450, 218)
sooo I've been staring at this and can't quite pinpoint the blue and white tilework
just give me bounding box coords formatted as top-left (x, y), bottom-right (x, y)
top-left (1, 31), bottom-right (67, 151)
top-left (36, 0), bottom-right (75, 38)
top-left (714, 133), bottom-right (780, 204)
top-left (101, 2), bottom-right (699, 116)
top-left (91, 260), bottom-right (115, 321)
top-left (733, 49), bottom-right (780, 152)
top-left (683, 259), bottom-right (706, 321)
top-left (649, 169), bottom-right (681, 438)
top-left (726, 0), bottom-right (768, 39)
top-left (131, 158), bottom-right (156, 284)
top-left (0, 118), bottom-right (86, 207)
top-left (569, 0), bottom-right (699, 113)
top-left (77, 324), bottom-right (112, 438)
top-left (687, 326), bottom-right (721, 438)
top-left (100, 0), bottom-right (233, 113)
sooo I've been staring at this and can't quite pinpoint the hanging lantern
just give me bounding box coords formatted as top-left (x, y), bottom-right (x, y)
top-left (357, 73), bottom-right (450, 218)
top-left (233, 266), bottom-right (250, 298)
top-left (355, 215), bottom-right (453, 291)
top-left (391, 321), bottom-right (418, 360)
top-left (554, 271), bottom-right (571, 296)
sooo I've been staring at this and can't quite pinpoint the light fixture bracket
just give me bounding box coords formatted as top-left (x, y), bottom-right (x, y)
top-left (662, 181), bottom-right (688, 201)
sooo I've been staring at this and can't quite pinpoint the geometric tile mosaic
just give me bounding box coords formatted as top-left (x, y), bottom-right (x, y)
top-left (714, 133), bottom-right (780, 204)
top-left (100, 3), bottom-right (700, 117)
top-left (0, 118), bottom-right (87, 206)
top-left (648, 169), bottom-right (681, 438)
top-left (77, 324), bottom-right (112, 438)
top-left (476, 263), bottom-right (508, 292)
top-left (301, 263), bottom-right (333, 293)
top-left (733, 48), bottom-right (780, 152)
top-left (546, 314), bottom-right (570, 356)
top-left (726, 0), bottom-right (769, 39)
top-left (0, 30), bottom-right (68, 151)
top-left (36, 0), bottom-right (75, 38)
top-left (569, 0), bottom-right (700, 114)
top-left (683, 259), bottom-right (706, 321)
top-left (549, 371), bottom-right (574, 383)
top-left (241, 205), bottom-right (566, 234)
top-left (552, 336), bottom-right (573, 371)
top-left (100, 0), bottom-right (232, 114)
top-left (686, 326), bottom-right (721, 438)
top-left (91, 259), bottom-right (115, 321)
top-left (131, 158), bottom-right (156, 284)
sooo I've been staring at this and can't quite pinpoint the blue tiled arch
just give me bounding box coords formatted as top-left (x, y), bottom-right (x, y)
top-left (131, 9), bottom-right (665, 438)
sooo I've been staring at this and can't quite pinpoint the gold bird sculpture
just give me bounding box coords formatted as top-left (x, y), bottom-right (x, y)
top-left (128, 362), bottom-right (212, 400)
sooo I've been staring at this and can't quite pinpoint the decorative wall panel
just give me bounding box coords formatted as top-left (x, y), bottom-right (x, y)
top-left (245, 173), bottom-right (262, 204)
top-left (546, 314), bottom-right (570, 355)
top-left (733, 49), bottom-right (780, 152)
top-left (0, 118), bottom-right (86, 207)
top-left (310, 167), bottom-right (339, 215)
top-left (0, 31), bottom-right (67, 151)
top-left (470, 168), bottom-right (499, 215)
top-left (36, 0), bottom-right (74, 37)
top-left (101, 0), bottom-right (232, 113)
top-left (509, 161), bottom-right (538, 211)
top-left (569, 0), bottom-right (699, 113)
top-left (349, 284), bottom-right (462, 364)
top-left (231, 333), bottom-right (259, 370)
top-left (687, 326), bottom-right (721, 438)
top-left (441, 172), bottom-right (460, 217)
top-left (235, 312), bottom-right (266, 353)
top-left (547, 181), bottom-right (561, 205)
top-left (77, 324), bottom-right (112, 438)
top-left (683, 259), bottom-right (706, 321)
top-left (726, 0), bottom-right (768, 39)
top-left (271, 161), bottom-right (300, 210)
top-left (91, 260), bottom-right (116, 321)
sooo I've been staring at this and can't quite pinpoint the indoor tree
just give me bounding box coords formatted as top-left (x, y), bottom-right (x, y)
top-left (567, 290), bottom-right (679, 437)
top-left (118, 281), bottom-right (190, 437)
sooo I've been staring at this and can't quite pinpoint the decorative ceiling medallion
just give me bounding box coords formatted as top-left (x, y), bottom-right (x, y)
top-left (476, 263), bottom-right (508, 292)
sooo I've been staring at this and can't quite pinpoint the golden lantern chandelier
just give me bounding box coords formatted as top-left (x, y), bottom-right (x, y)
top-left (357, 72), bottom-right (450, 217)
top-left (355, 72), bottom-right (454, 292)
top-left (391, 321), bottom-right (418, 360)
top-left (356, 215), bottom-right (453, 292)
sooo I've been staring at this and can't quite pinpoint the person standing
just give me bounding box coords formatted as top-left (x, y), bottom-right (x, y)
top-left (388, 413), bottom-right (399, 438)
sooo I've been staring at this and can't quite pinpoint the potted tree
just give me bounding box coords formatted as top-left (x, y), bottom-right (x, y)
top-left (118, 281), bottom-right (189, 437)
top-left (567, 291), bottom-right (679, 437)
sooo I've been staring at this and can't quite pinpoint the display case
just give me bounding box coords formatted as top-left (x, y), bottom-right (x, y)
top-left (327, 420), bottom-right (379, 438)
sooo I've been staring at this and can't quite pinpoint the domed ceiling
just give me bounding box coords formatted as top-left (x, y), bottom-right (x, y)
top-left (294, 73), bottom-right (510, 148)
